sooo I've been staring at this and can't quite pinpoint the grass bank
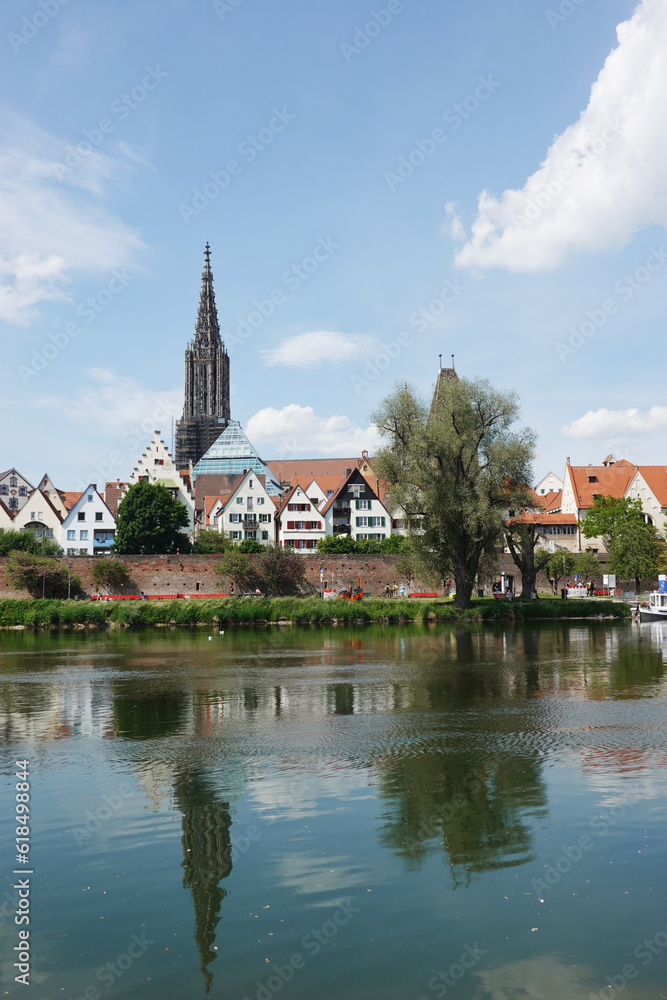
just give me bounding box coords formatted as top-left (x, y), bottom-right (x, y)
top-left (0, 596), bottom-right (630, 629)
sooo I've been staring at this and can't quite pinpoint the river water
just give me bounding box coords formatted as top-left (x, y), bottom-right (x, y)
top-left (1, 622), bottom-right (667, 1000)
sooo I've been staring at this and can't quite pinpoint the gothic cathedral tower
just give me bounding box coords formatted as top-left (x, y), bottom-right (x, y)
top-left (175, 244), bottom-right (231, 468)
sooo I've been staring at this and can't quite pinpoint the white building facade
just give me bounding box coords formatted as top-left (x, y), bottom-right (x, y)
top-left (276, 485), bottom-right (326, 551)
top-left (61, 485), bottom-right (116, 556)
top-left (214, 471), bottom-right (274, 544)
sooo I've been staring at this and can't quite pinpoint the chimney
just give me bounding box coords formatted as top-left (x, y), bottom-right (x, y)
top-left (566, 457), bottom-right (570, 465)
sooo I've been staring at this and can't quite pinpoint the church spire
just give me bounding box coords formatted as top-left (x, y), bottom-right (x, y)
top-left (194, 243), bottom-right (222, 348)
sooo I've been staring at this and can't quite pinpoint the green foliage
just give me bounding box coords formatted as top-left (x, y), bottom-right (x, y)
top-left (582, 494), bottom-right (663, 589)
top-left (192, 529), bottom-right (234, 554)
top-left (574, 551), bottom-right (600, 581)
top-left (380, 534), bottom-right (410, 553)
top-left (114, 482), bottom-right (191, 554)
top-left (256, 546), bottom-right (308, 597)
top-left (317, 535), bottom-right (357, 553)
top-left (237, 538), bottom-right (265, 553)
top-left (535, 547), bottom-right (577, 591)
top-left (5, 551), bottom-right (83, 599)
top-left (215, 550), bottom-right (263, 593)
top-left (0, 528), bottom-right (62, 557)
top-left (91, 557), bottom-right (131, 591)
top-left (372, 378), bottom-right (535, 609)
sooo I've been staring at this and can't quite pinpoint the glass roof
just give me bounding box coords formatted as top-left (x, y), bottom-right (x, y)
top-left (192, 420), bottom-right (282, 495)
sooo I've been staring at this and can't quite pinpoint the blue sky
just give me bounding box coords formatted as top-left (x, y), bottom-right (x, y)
top-left (1, 0), bottom-right (666, 491)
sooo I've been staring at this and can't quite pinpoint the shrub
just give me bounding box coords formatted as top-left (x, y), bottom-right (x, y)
top-left (92, 557), bottom-right (131, 592)
top-left (257, 546), bottom-right (307, 597)
top-left (5, 552), bottom-right (83, 599)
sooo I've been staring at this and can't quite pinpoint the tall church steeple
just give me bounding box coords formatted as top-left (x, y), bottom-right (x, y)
top-left (175, 245), bottom-right (231, 468)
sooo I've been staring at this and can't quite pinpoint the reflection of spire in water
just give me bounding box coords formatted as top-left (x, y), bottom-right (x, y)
top-left (173, 771), bottom-right (233, 994)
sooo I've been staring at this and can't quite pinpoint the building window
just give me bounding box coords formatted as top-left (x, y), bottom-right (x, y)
top-left (38, 512), bottom-right (43, 520)
top-left (95, 512), bottom-right (103, 521)
top-left (19, 487), bottom-right (26, 496)
top-left (248, 479), bottom-right (253, 488)
top-left (67, 530), bottom-right (76, 540)
top-left (0, 485), bottom-right (6, 494)
top-left (88, 494), bottom-right (93, 502)
top-left (31, 511), bottom-right (35, 520)
top-left (356, 517), bottom-right (368, 527)
top-left (154, 459), bottom-right (164, 465)
top-left (244, 530), bottom-right (257, 540)
top-left (257, 497), bottom-right (264, 505)
top-left (230, 531), bottom-right (241, 540)
top-left (261, 531), bottom-right (268, 540)
top-left (9, 498), bottom-right (18, 510)
top-left (236, 497), bottom-right (243, 504)
top-left (67, 548), bottom-right (76, 556)
top-left (80, 530), bottom-right (88, 540)
top-left (78, 512), bottom-right (85, 521)
top-left (356, 500), bottom-right (369, 510)
top-left (9, 476), bottom-right (17, 487)
top-left (588, 476), bottom-right (598, 483)
top-left (230, 513), bottom-right (240, 523)
top-left (563, 526), bottom-right (577, 535)
top-left (259, 514), bottom-right (270, 523)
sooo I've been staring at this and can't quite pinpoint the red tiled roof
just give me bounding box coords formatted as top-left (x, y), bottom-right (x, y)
top-left (567, 460), bottom-right (635, 509)
top-left (509, 511), bottom-right (578, 526)
top-left (62, 491), bottom-right (83, 511)
top-left (637, 467), bottom-right (667, 507)
top-left (541, 491), bottom-right (562, 512)
top-left (267, 458), bottom-right (360, 486)
top-left (204, 495), bottom-right (231, 524)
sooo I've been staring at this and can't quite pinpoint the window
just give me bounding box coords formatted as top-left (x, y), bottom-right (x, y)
top-left (356, 499), bottom-right (370, 510)
top-left (326, 490), bottom-right (333, 497)
top-left (67, 547), bottom-right (76, 556)
top-left (356, 517), bottom-right (368, 527)
top-left (563, 526), bottom-right (577, 535)
top-left (296, 521), bottom-right (306, 530)
top-left (288, 503), bottom-right (310, 512)
top-left (154, 459), bottom-right (164, 466)
top-left (0, 485), bottom-right (6, 494)
top-left (548, 527), bottom-right (561, 535)
top-left (139, 475), bottom-right (149, 482)
top-left (31, 511), bottom-right (35, 520)
top-left (78, 512), bottom-right (85, 521)
top-left (230, 531), bottom-right (241, 540)
top-left (9, 476), bottom-right (17, 487)
top-left (236, 497), bottom-right (243, 504)
top-left (230, 513), bottom-right (241, 523)
top-left (80, 530), bottom-right (88, 540)
top-left (95, 512), bottom-right (103, 521)
top-left (9, 498), bottom-right (18, 510)
top-left (309, 497), bottom-right (319, 506)
top-left (259, 514), bottom-right (270, 523)
top-left (248, 479), bottom-right (253, 488)
top-left (540, 489), bottom-right (545, 495)
top-left (38, 512), bottom-right (43, 520)
top-left (67, 530), bottom-right (76, 540)
top-left (257, 497), bottom-right (264, 505)
top-left (88, 494), bottom-right (93, 502)
top-left (261, 531), bottom-right (268, 540)
top-left (588, 476), bottom-right (598, 483)
top-left (19, 487), bottom-right (26, 496)
top-left (79, 548), bottom-right (87, 555)
top-left (244, 530), bottom-right (257, 540)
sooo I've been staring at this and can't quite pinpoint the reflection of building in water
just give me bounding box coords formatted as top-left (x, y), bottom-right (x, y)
top-left (0, 675), bottom-right (115, 743)
top-left (173, 770), bottom-right (233, 994)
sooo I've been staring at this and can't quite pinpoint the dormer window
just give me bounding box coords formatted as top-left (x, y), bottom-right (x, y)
top-left (588, 476), bottom-right (598, 483)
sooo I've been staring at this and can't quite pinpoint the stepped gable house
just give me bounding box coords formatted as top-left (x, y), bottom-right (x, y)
top-left (175, 244), bottom-right (231, 469)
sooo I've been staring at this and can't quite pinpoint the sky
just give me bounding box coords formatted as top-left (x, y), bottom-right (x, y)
top-left (1, 0), bottom-right (666, 491)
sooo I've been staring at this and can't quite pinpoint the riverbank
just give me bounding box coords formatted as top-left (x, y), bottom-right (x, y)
top-left (0, 596), bottom-right (631, 628)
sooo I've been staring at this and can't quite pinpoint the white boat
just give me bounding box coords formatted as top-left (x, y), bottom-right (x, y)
top-left (639, 591), bottom-right (667, 622)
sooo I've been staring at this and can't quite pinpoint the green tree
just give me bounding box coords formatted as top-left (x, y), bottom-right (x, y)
top-left (238, 538), bottom-right (265, 553)
top-left (192, 529), bottom-right (234, 554)
top-left (380, 534), bottom-right (411, 554)
top-left (581, 495), bottom-right (663, 592)
top-left (91, 557), bottom-right (131, 592)
top-left (0, 529), bottom-right (62, 557)
top-left (215, 550), bottom-right (262, 594)
top-left (114, 482), bottom-right (191, 554)
top-left (257, 547), bottom-right (307, 597)
top-left (504, 515), bottom-right (542, 599)
top-left (372, 379), bottom-right (535, 609)
top-left (5, 552), bottom-right (83, 598)
top-left (317, 535), bottom-right (356, 553)
top-left (574, 551), bottom-right (599, 583)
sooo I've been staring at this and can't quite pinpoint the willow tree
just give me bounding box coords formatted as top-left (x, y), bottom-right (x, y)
top-left (372, 376), bottom-right (535, 609)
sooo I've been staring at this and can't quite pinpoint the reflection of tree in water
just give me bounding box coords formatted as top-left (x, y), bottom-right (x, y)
top-left (173, 769), bottom-right (233, 994)
top-left (112, 688), bottom-right (187, 740)
top-left (378, 749), bottom-right (547, 883)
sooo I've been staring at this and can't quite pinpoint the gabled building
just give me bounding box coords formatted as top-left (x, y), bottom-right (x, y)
top-left (534, 471), bottom-right (564, 497)
top-left (61, 484), bottom-right (115, 556)
top-left (561, 458), bottom-right (636, 553)
top-left (35, 474), bottom-right (69, 518)
top-left (213, 471), bottom-right (274, 544)
top-left (625, 467), bottom-right (667, 536)
top-left (12, 488), bottom-right (63, 545)
top-left (321, 467), bottom-right (390, 541)
top-left (0, 468), bottom-right (34, 515)
top-left (276, 485), bottom-right (325, 551)
top-left (127, 431), bottom-right (195, 535)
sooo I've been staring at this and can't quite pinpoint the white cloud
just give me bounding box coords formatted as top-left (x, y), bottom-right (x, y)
top-left (246, 404), bottom-right (381, 456)
top-left (36, 367), bottom-right (181, 435)
top-left (563, 406), bottom-right (667, 439)
top-left (455, 0), bottom-right (667, 272)
top-left (0, 113), bottom-right (142, 323)
top-left (261, 331), bottom-right (383, 368)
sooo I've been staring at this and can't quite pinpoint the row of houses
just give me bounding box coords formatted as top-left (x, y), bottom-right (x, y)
top-left (3, 438), bottom-right (666, 557)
